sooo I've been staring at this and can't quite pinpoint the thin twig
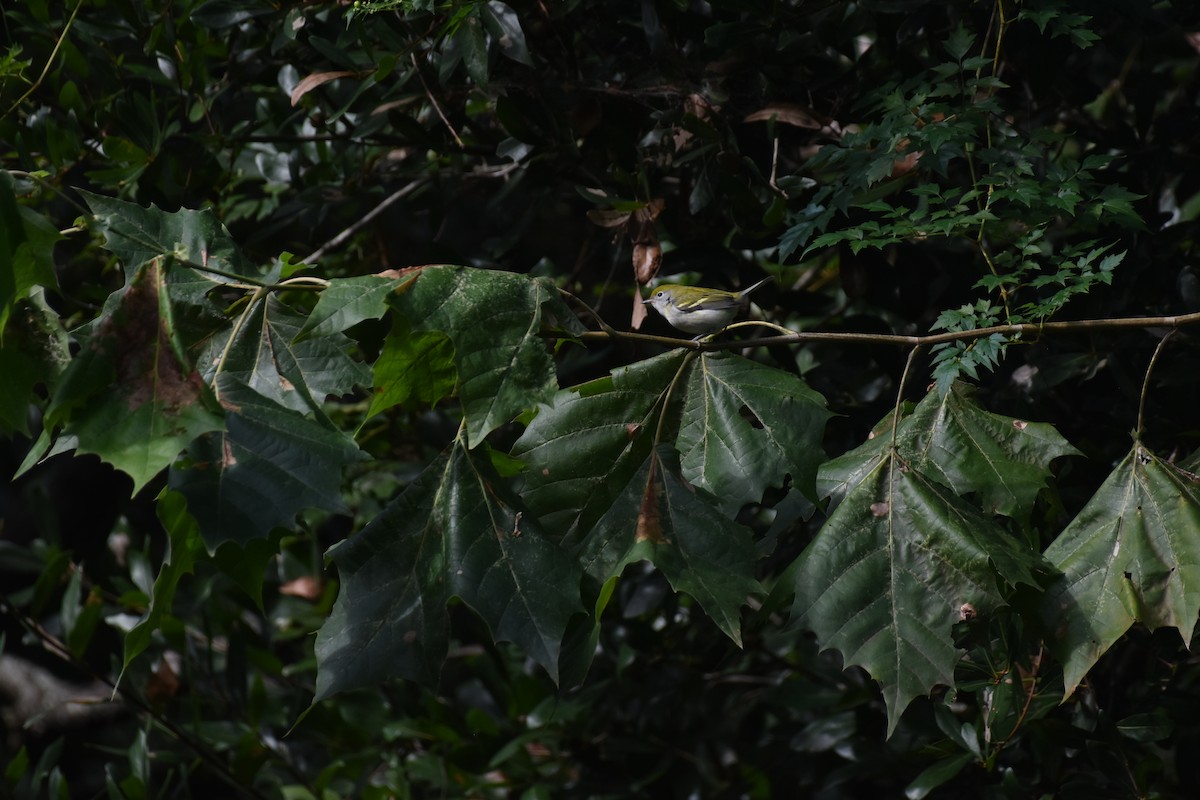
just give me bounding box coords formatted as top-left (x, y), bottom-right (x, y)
top-left (411, 52), bottom-right (464, 149)
top-left (2, 0), bottom-right (85, 120)
top-left (304, 178), bottom-right (426, 263)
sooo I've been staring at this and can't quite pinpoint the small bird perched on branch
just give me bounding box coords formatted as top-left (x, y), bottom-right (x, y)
top-left (642, 276), bottom-right (772, 335)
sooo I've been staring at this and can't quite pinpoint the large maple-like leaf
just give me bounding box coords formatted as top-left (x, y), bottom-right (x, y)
top-left (676, 352), bottom-right (831, 514)
top-left (1041, 444), bottom-right (1200, 697)
top-left (202, 294), bottom-right (371, 414)
top-left (313, 442), bottom-right (582, 698)
top-left (899, 382), bottom-right (1080, 518)
top-left (387, 266), bottom-right (585, 446)
top-left (794, 448), bottom-right (1042, 735)
top-left (820, 382), bottom-right (1078, 520)
top-left (168, 376), bottom-right (367, 550)
top-left (514, 352), bottom-right (764, 644)
top-left (574, 446), bottom-right (763, 644)
top-left (512, 351), bottom-right (683, 536)
top-left (45, 259), bottom-right (224, 493)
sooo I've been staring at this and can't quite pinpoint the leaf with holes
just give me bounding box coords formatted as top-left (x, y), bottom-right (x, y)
top-left (1041, 445), bottom-right (1200, 697)
top-left (313, 440), bottom-right (582, 698)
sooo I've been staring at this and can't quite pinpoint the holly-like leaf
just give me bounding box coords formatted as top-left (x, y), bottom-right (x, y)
top-left (45, 259), bottom-right (224, 493)
top-left (313, 441), bottom-right (582, 699)
top-left (676, 352), bottom-right (831, 514)
top-left (388, 265), bottom-right (584, 446)
top-left (81, 190), bottom-right (257, 282)
top-left (203, 294), bottom-right (371, 415)
top-left (168, 376), bottom-right (367, 550)
top-left (1041, 445), bottom-right (1200, 697)
top-left (294, 274), bottom-right (404, 342)
top-left (794, 449), bottom-right (1042, 735)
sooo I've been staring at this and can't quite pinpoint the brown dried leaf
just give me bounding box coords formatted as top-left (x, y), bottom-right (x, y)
top-left (636, 459), bottom-right (664, 543)
top-left (291, 70), bottom-right (357, 107)
top-left (632, 242), bottom-right (662, 284)
top-left (745, 102), bottom-right (828, 129)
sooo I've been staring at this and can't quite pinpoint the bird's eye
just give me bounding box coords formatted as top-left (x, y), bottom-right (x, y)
top-left (655, 291), bottom-right (664, 298)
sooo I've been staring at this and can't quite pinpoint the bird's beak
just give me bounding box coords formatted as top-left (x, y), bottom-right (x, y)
top-left (641, 297), bottom-right (651, 305)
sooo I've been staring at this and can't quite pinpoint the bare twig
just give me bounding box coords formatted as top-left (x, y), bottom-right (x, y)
top-left (411, 52), bottom-right (464, 149)
top-left (304, 178), bottom-right (426, 264)
top-left (2, 0), bottom-right (85, 120)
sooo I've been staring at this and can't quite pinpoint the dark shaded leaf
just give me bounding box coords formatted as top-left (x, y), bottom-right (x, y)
top-left (314, 441), bottom-right (581, 698)
top-left (1041, 445), bottom-right (1200, 696)
top-left (389, 265), bottom-right (583, 446)
top-left (168, 376), bottom-right (366, 550)
top-left (794, 449), bottom-right (1042, 734)
top-left (677, 352), bottom-right (831, 513)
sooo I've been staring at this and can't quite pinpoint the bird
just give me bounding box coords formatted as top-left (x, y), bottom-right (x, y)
top-left (642, 276), bottom-right (772, 335)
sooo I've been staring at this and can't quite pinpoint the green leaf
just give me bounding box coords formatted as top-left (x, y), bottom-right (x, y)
top-left (294, 274), bottom-right (403, 342)
top-left (676, 352), bottom-right (831, 514)
top-left (81, 190), bottom-right (257, 282)
top-left (575, 446), bottom-right (762, 645)
top-left (205, 294), bottom-right (371, 415)
top-left (168, 376), bottom-right (367, 550)
top-left (314, 441), bottom-right (582, 698)
top-left (46, 259), bottom-right (225, 493)
top-left (794, 449), bottom-right (1042, 735)
top-left (367, 317), bottom-right (457, 418)
top-left (0, 172), bottom-right (60, 330)
top-left (898, 382), bottom-right (1080, 518)
top-left (904, 752), bottom-right (973, 800)
top-left (513, 351), bottom-right (686, 536)
top-left (481, 1), bottom-right (533, 66)
top-left (459, 11), bottom-right (490, 85)
top-left (120, 490), bottom-right (205, 680)
top-left (1041, 445), bottom-right (1200, 697)
top-left (388, 265), bottom-right (583, 446)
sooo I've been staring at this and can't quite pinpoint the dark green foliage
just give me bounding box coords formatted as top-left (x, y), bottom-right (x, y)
top-left (5, 1), bottom-right (1200, 798)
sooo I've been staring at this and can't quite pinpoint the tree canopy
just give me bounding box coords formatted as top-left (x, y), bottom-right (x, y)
top-left (4, 1), bottom-right (1200, 797)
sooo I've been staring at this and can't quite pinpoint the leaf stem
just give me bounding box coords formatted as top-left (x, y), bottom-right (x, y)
top-left (654, 351), bottom-right (698, 446)
top-left (211, 287), bottom-right (270, 401)
top-left (890, 346), bottom-right (923, 453)
top-left (1136, 329), bottom-right (1176, 441)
